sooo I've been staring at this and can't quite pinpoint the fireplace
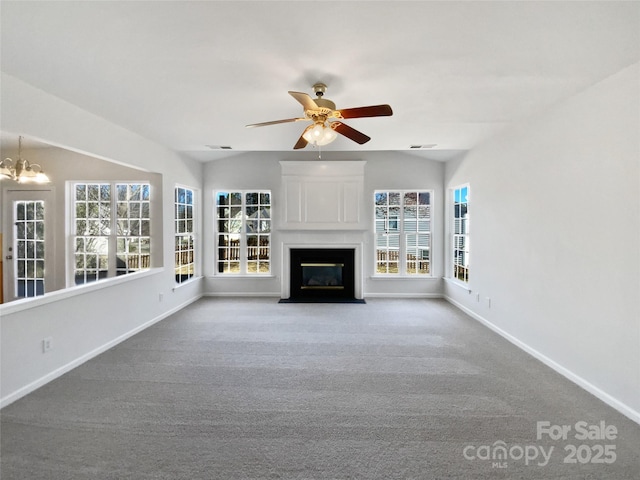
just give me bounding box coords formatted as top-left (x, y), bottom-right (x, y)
top-left (288, 248), bottom-right (356, 301)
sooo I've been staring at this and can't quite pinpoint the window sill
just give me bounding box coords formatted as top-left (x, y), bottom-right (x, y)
top-left (443, 276), bottom-right (472, 292)
top-left (370, 275), bottom-right (437, 280)
top-left (172, 275), bottom-right (203, 291)
top-left (208, 274), bottom-right (276, 279)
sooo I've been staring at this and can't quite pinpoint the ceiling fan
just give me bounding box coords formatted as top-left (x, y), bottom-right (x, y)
top-left (246, 83), bottom-right (393, 149)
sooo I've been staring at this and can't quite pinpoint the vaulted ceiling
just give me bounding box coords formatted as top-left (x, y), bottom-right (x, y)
top-left (1, 1), bottom-right (638, 161)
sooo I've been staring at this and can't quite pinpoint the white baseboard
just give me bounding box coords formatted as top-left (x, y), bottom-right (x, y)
top-left (0, 295), bottom-right (202, 409)
top-left (365, 292), bottom-right (443, 299)
top-left (6, 292), bottom-right (638, 427)
top-left (202, 292), bottom-right (281, 297)
top-left (202, 292), bottom-right (443, 299)
top-left (444, 295), bottom-right (640, 426)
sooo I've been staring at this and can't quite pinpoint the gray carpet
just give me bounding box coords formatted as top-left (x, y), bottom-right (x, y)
top-left (1, 298), bottom-right (639, 479)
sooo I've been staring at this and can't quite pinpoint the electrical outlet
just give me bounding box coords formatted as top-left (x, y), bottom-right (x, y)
top-left (159, 293), bottom-right (163, 302)
top-left (475, 293), bottom-right (480, 302)
top-left (486, 297), bottom-right (492, 308)
top-left (42, 337), bottom-right (53, 353)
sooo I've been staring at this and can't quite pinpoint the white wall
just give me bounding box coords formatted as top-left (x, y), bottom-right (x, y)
top-left (444, 63), bottom-right (640, 421)
top-left (203, 151), bottom-right (445, 297)
top-left (0, 73), bottom-right (204, 407)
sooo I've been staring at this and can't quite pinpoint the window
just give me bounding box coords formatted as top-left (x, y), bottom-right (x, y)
top-left (374, 191), bottom-right (432, 275)
top-left (73, 183), bottom-right (150, 284)
top-left (175, 186), bottom-right (195, 283)
top-left (14, 200), bottom-right (46, 298)
top-left (452, 185), bottom-right (469, 282)
top-left (216, 191), bottom-right (270, 274)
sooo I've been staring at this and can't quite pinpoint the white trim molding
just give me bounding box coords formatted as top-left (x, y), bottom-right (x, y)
top-left (282, 241), bottom-right (364, 300)
top-left (444, 295), bottom-right (640, 425)
top-left (0, 294), bottom-right (202, 409)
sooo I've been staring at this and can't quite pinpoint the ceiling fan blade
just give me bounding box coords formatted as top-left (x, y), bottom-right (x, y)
top-left (332, 122), bottom-right (371, 145)
top-left (337, 104), bottom-right (393, 119)
top-left (288, 91), bottom-right (319, 111)
top-left (245, 118), bottom-right (306, 128)
top-left (293, 131), bottom-right (309, 150)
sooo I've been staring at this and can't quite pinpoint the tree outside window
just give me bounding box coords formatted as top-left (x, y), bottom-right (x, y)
top-left (175, 186), bottom-right (195, 283)
top-left (74, 182), bottom-right (150, 284)
top-left (216, 191), bottom-right (270, 274)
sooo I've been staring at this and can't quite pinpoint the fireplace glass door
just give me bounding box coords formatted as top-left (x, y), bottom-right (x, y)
top-left (301, 263), bottom-right (344, 290)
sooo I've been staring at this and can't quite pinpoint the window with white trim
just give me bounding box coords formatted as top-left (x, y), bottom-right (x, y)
top-left (374, 191), bottom-right (432, 275)
top-left (215, 191), bottom-right (271, 274)
top-left (73, 182), bottom-right (150, 284)
top-left (452, 185), bottom-right (469, 282)
top-left (175, 186), bottom-right (195, 283)
top-left (14, 200), bottom-right (46, 297)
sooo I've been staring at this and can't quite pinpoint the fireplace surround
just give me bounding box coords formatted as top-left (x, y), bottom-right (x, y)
top-left (281, 242), bottom-right (364, 302)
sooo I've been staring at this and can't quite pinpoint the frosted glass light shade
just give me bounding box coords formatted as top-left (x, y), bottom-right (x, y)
top-left (303, 123), bottom-right (337, 146)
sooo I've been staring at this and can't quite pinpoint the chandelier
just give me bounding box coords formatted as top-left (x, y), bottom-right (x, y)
top-left (0, 136), bottom-right (50, 183)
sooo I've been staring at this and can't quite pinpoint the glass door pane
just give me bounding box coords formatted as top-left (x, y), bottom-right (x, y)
top-left (14, 200), bottom-right (46, 298)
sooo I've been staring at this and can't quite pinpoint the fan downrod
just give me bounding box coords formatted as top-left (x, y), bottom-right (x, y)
top-left (313, 82), bottom-right (327, 97)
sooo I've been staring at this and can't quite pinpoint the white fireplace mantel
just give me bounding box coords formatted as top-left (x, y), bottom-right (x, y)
top-left (279, 160), bottom-right (366, 231)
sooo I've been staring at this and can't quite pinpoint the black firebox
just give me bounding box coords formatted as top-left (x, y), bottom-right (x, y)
top-left (289, 248), bottom-right (356, 301)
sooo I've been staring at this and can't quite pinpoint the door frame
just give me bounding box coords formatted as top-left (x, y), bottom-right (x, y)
top-left (2, 187), bottom-right (56, 302)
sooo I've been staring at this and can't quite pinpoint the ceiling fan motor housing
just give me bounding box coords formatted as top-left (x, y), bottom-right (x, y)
top-left (310, 83), bottom-right (336, 110)
top-left (313, 98), bottom-right (336, 111)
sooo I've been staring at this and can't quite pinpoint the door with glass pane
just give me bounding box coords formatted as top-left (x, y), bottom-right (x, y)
top-left (2, 189), bottom-right (54, 302)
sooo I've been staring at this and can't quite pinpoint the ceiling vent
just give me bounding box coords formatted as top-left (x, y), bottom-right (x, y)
top-left (410, 144), bottom-right (437, 149)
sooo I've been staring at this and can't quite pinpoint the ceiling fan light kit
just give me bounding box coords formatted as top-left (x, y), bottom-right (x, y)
top-left (302, 122), bottom-right (337, 146)
top-left (246, 82), bottom-right (393, 150)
